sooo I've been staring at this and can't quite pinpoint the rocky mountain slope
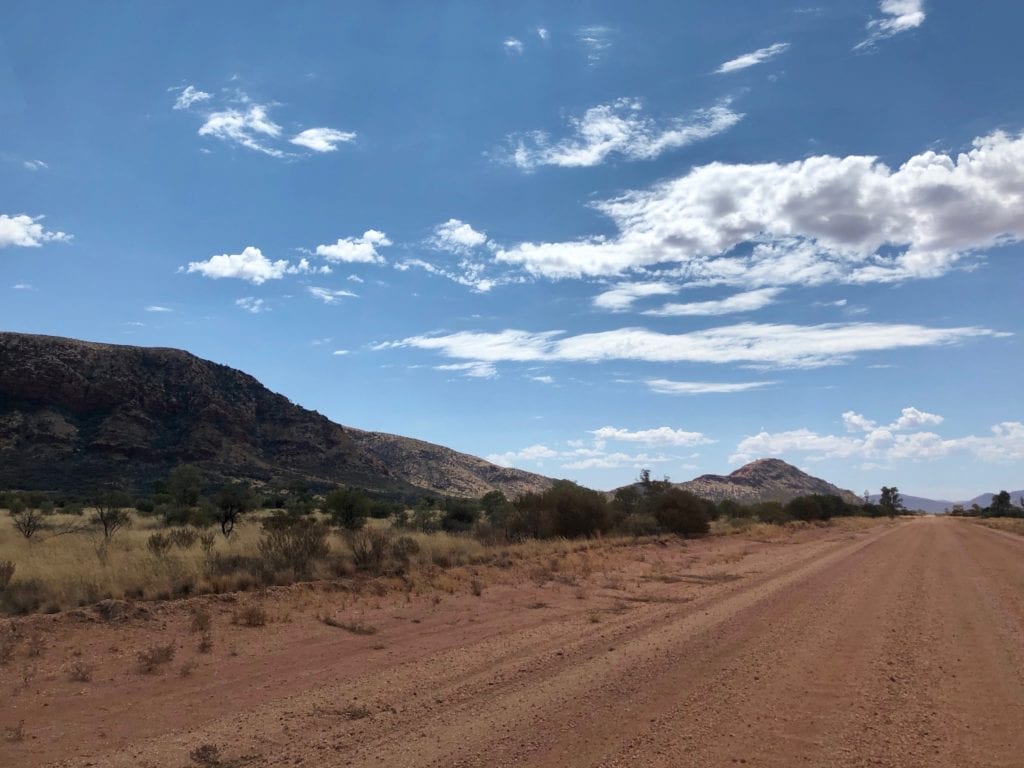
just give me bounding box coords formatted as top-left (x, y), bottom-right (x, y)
top-left (675, 458), bottom-right (861, 505)
top-left (0, 332), bottom-right (552, 498)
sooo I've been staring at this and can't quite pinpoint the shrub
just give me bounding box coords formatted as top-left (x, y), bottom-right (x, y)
top-left (68, 660), bottom-right (94, 682)
top-left (0, 560), bottom-right (14, 591)
top-left (147, 533), bottom-right (174, 557)
top-left (323, 488), bottom-right (370, 531)
top-left (620, 512), bottom-right (662, 537)
top-left (11, 506), bottom-right (44, 540)
top-left (169, 528), bottom-right (199, 549)
top-left (232, 603), bottom-right (267, 627)
top-left (511, 481), bottom-right (611, 539)
top-left (136, 641), bottom-right (176, 674)
top-left (347, 528), bottom-right (391, 572)
top-left (257, 517), bottom-right (330, 578)
top-left (650, 488), bottom-right (711, 536)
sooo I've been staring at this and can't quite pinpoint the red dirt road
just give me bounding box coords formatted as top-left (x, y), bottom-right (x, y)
top-left (4, 518), bottom-right (1024, 767)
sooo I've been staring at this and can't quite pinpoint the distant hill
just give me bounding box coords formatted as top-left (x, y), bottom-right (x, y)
top-left (671, 458), bottom-right (861, 505)
top-left (0, 332), bottom-right (553, 498)
top-left (869, 490), bottom-right (1024, 514)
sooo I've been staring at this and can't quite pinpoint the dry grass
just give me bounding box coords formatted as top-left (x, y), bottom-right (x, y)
top-left (972, 518), bottom-right (1024, 536)
top-left (0, 508), bottom-right (881, 617)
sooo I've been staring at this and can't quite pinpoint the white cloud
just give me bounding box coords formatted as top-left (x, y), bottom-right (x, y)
top-left (856, 0), bottom-right (926, 49)
top-left (531, 375), bottom-right (554, 384)
top-left (307, 286), bottom-right (358, 304)
top-left (562, 451), bottom-right (672, 471)
top-left (715, 42), bottom-right (790, 74)
top-left (198, 105), bottom-right (284, 156)
top-left (593, 281), bottom-right (678, 312)
top-left (12, 282), bottom-right (34, 290)
top-left (332, 349), bottom-right (349, 356)
top-left (644, 287), bottom-right (783, 317)
top-left (290, 127), bottom-right (357, 152)
top-left (172, 85), bottom-right (212, 110)
top-left (590, 426), bottom-right (712, 447)
top-left (0, 214), bottom-right (71, 248)
top-left (315, 230), bottom-right (391, 264)
top-left (503, 37), bottom-right (524, 54)
top-left (732, 408), bottom-right (1023, 466)
top-left (430, 218), bottom-right (489, 254)
top-left (380, 322), bottom-right (996, 370)
top-left (576, 25), bottom-right (612, 64)
top-left (22, 159), bottom-right (48, 171)
top-left (288, 257), bottom-right (332, 275)
top-left (646, 379), bottom-right (776, 395)
top-left (145, 305), bottom-right (172, 313)
top-left (537, 27), bottom-right (549, 41)
top-left (186, 246), bottom-right (290, 284)
top-left (487, 444), bottom-right (560, 466)
top-left (435, 361), bottom-right (498, 379)
top-left (235, 297), bottom-right (267, 314)
top-left (347, 274), bottom-right (364, 283)
top-left (505, 98), bottom-right (741, 169)
top-left (495, 131), bottom-right (1024, 285)
top-left (395, 257), bottom-right (499, 293)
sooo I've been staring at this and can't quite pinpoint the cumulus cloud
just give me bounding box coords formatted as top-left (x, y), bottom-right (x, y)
top-left (186, 246), bottom-right (290, 284)
top-left (430, 218), bottom-right (489, 254)
top-left (235, 297), bottom-right (267, 314)
top-left (378, 322), bottom-right (996, 370)
top-left (0, 214), bottom-right (71, 248)
top-left (290, 127), bottom-right (357, 152)
top-left (644, 287), bottom-right (783, 316)
top-left (495, 131), bottom-right (1024, 284)
top-left (592, 281), bottom-right (678, 312)
top-left (307, 286), bottom-right (358, 304)
top-left (172, 85), bottom-right (212, 110)
top-left (505, 98), bottom-right (741, 169)
top-left (715, 42), bottom-right (790, 74)
top-left (856, 0), bottom-right (926, 49)
top-left (646, 379), bottom-right (776, 395)
top-left (503, 37), bottom-right (524, 54)
top-left (315, 230), bottom-right (391, 264)
top-left (590, 426), bottom-right (712, 447)
top-left (198, 105), bottom-right (284, 156)
top-left (732, 408), bottom-right (1023, 466)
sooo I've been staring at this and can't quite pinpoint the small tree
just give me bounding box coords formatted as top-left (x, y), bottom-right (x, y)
top-left (323, 488), bottom-right (369, 531)
top-left (879, 486), bottom-right (904, 518)
top-left (92, 491), bottom-right (133, 540)
top-left (167, 464), bottom-right (204, 508)
top-left (214, 482), bottom-right (252, 538)
top-left (10, 499), bottom-right (44, 541)
top-left (988, 490), bottom-right (1013, 517)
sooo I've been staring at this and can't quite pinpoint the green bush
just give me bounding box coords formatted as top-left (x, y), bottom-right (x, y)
top-left (650, 488), bottom-right (711, 536)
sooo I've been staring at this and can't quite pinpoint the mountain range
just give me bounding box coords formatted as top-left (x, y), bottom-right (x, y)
top-left (867, 491), bottom-right (1024, 514)
top-left (0, 332), bottom-right (551, 498)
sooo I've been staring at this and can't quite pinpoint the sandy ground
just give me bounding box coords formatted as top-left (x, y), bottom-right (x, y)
top-left (3, 517), bottom-right (1024, 767)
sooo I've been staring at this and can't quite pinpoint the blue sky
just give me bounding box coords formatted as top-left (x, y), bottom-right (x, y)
top-left (2, 1), bottom-right (1022, 500)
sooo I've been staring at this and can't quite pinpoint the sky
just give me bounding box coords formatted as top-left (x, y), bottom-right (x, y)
top-left (2, 1), bottom-right (1023, 500)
